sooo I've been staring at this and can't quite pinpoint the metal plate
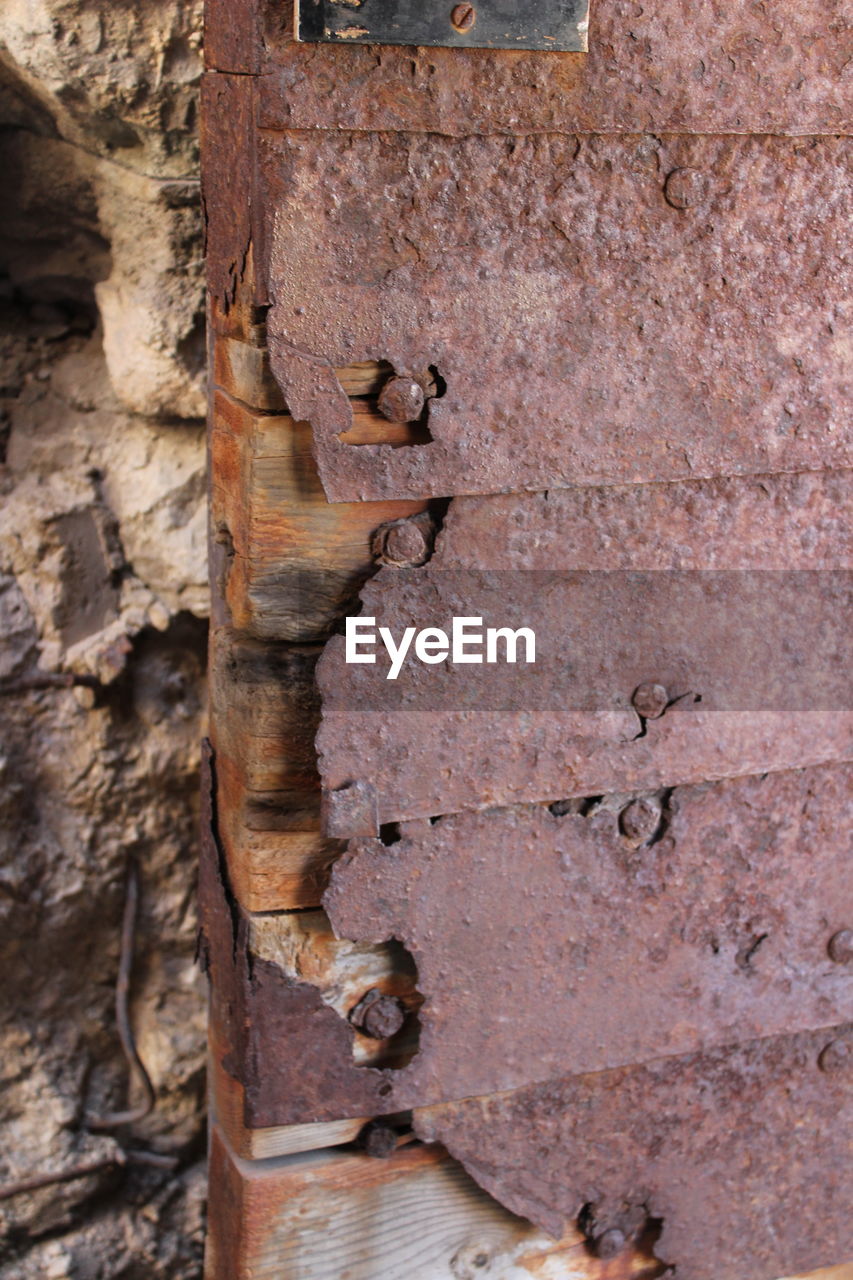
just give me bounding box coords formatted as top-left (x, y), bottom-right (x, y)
top-left (296, 0), bottom-right (589, 51)
top-left (203, 755), bottom-right (853, 1126)
top-left (263, 133), bottom-right (851, 502)
top-left (260, 0), bottom-right (852, 137)
top-left (415, 1024), bottom-right (853, 1277)
top-left (316, 473), bottom-right (852, 828)
top-left (326, 765), bottom-right (853, 1106)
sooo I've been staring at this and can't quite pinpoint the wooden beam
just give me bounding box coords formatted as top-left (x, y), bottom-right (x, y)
top-left (206, 1130), bottom-right (668, 1280)
top-left (210, 390), bottom-right (427, 642)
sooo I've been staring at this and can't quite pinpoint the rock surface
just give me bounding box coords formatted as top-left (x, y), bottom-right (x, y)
top-left (0, 3), bottom-right (207, 1275)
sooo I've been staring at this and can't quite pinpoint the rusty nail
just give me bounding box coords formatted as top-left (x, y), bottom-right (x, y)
top-left (350, 989), bottom-right (407, 1040)
top-left (593, 1228), bottom-right (627, 1259)
top-left (818, 1038), bottom-right (851, 1074)
top-left (373, 516), bottom-right (432, 568)
top-left (827, 929), bottom-right (853, 964)
top-left (450, 3), bottom-right (477, 32)
top-left (359, 1121), bottom-right (398, 1159)
top-left (632, 682), bottom-right (669, 719)
top-left (664, 167), bottom-right (709, 210)
top-left (619, 797), bottom-right (661, 844)
top-left (377, 375), bottom-right (426, 424)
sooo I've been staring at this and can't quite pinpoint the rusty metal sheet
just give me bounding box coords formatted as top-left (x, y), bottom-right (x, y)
top-left (325, 764), bottom-right (853, 1107)
top-left (203, 757), bottom-right (853, 1127)
top-left (201, 73), bottom-right (254, 315)
top-left (259, 0), bottom-right (852, 137)
top-left (414, 1024), bottom-right (853, 1278)
top-left (262, 132), bottom-right (852, 502)
top-left (204, 0), bottom-right (260, 73)
top-left (316, 473), bottom-right (852, 828)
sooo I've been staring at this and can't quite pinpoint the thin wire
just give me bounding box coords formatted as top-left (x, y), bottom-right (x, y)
top-left (86, 859), bottom-right (156, 1131)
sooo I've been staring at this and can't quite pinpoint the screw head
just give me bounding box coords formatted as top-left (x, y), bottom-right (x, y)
top-left (818, 1038), bottom-right (851, 1074)
top-left (350, 989), bottom-right (407, 1040)
top-left (664, 167), bottom-right (710, 210)
top-left (451, 3), bottom-right (477, 32)
top-left (620, 797), bottom-right (661, 844)
top-left (377, 375), bottom-right (426, 423)
top-left (373, 517), bottom-right (432, 568)
top-left (632, 682), bottom-right (669, 719)
top-left (828, 929), bottom-right (853, 964)
top-left (593, 1228), bottom-right (627, 1259)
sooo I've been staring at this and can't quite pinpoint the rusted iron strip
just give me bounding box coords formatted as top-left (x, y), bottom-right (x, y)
top-left (414, 1024), bottom-right (853, 1279)
top-left (316, 470), bottom-right (852, 827)
top-left (203, 756), bottom-right (853, 1127)
top-left (262, 133), bottom-right (851, 501)
top-left (257, 0), bottom-right (852, 137)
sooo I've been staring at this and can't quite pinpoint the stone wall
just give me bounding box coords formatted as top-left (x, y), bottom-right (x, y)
top-left (0, 4), bottom-right (208, 1276)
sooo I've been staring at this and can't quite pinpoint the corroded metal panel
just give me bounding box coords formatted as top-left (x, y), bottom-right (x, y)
top-left (325, 765), bottom-right (853, 1105)
top-left (316, 472), bottom-right (852, 826)
top-left (203, 757), bottom-right (853, 1127)
top-left (260, 0), bottom-right (852, 137)
top-left (263, 132), bottom-right (851, 502)
top-left (414, 1025), bottom-right (853, 1278)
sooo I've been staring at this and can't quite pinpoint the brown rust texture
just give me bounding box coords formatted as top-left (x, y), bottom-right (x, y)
top-left (201, 73), bottom-right (254, 318)
top-left (414, 1024), bottom-right (853, 1277)
top-left (316, 471), bottom-right (852, 825)
top-left (203, 3), bottom-right (853, 1271)
top-left (324, 764), bottom-right (853, 1104)
top-left (256, 0), bottom-right (852, 136)
top-left (198, 741), bottom-right (392, 1128)
top-left (263, 131), bottom-right (851, 502)
top-left (203, 760), bottom-right (853, 1127)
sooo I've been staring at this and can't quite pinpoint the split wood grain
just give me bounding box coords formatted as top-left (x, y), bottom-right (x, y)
top-left (214, 334), bottom-right (392, 409)
top-left (209, 630), bottom-right (341, 909)
top-left (205, 1130), bottom-right (668, 1280)
top-left (211, 390), bottom-right (427, 641)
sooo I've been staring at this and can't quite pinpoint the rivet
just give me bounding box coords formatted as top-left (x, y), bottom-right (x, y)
top-left (350, 989), bottom-right (406, 1040)
top-left (827, 929), bottom-right (853, 964)
top-left (451, 3), bottom-right (477, 32)
top-left (377, 375), bottom-right (425, 423)
top-left (664, 167), bottom-right (710, 210)
top-left (373, 516), bottom-right (433, 568)
top-left (593, 1228), bottom-right (627, 1259)
top-left (818, 1038), bottom-right (851, 1074)
top-left (619, 797), bottom-right (661, 843)
top-left (632, 682), bottom-right (669, 719)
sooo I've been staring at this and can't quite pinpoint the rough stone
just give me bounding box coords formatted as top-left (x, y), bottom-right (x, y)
top-left (0, 5), bottom-right (207, 1275)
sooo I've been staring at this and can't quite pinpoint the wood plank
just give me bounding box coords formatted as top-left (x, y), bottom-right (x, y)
top-left (208, 630), bottom-right (340, 909)
top-left (205, 1131), bottom-right (667, 1280)
top-left (217, 825), bottom-right (337, 914)
top-left (213, 335), bottom-right (392, 409)
top-left (211, 390), bottom-right (427, 641)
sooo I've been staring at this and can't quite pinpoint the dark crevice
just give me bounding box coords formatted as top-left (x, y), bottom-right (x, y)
top-left (550, 794), bottom-right (603, 818)
top-left (632, 689), bottom-right (701, 741)
top-left (735, 931), bottom-right (769, 973)
top-left (427, 363), bottom-right (447, 398)
top-left (646, 787), bottom-right (675, 847)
